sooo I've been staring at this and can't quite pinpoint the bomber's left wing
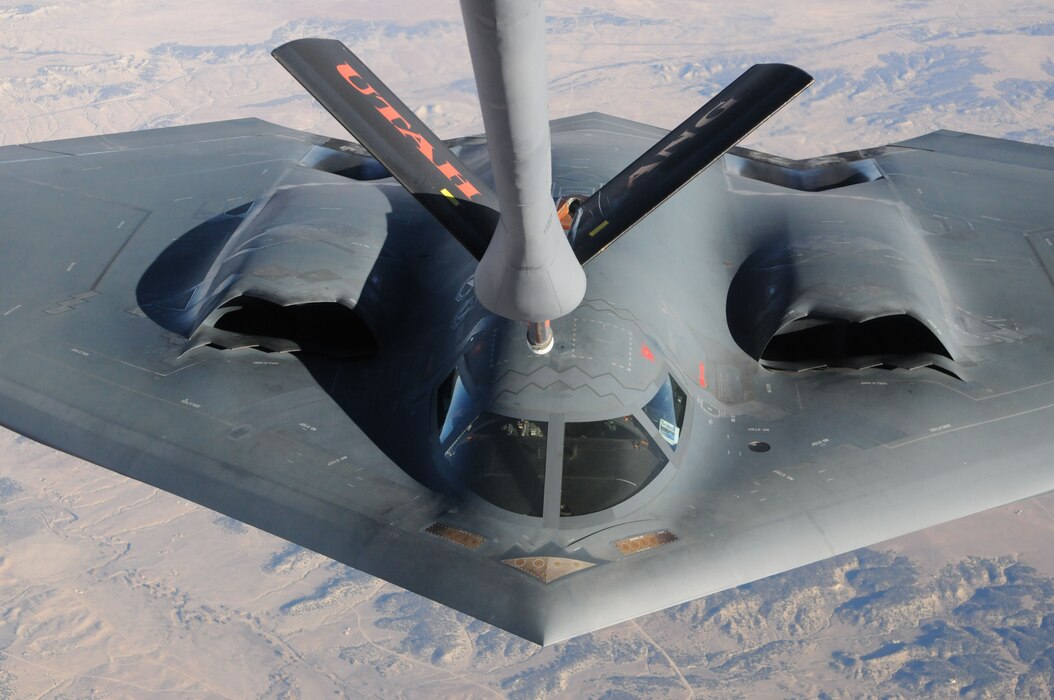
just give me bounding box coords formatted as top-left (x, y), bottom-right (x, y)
top-left (0, 121), bottom-right (558, 643)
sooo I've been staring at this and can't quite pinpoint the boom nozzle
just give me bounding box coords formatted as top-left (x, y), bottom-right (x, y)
top-left (527, 320), bottom-right (554, 355)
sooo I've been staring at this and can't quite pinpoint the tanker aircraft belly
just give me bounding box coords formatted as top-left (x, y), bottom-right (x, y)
top-left (2, 16), bottom-right (1054, 645)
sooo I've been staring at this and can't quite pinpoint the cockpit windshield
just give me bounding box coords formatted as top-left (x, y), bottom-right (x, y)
top-left (436, 370), bottom-right (687, 518)
top-left (560, 415), bottom-right (667, 516)
top-left (443, 412), bottom-right (548, 516)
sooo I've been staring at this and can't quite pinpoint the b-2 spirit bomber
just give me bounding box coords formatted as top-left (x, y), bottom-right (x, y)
top-left (1, 1), bottom-right (1053, 644)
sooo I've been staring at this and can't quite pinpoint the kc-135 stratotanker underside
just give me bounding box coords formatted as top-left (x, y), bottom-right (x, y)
top-left (1, 1), bottom-right (1053, 644)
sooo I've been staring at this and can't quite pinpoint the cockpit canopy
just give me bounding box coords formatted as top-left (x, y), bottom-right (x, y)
top-left (437, 371), bottom-right (688, 517)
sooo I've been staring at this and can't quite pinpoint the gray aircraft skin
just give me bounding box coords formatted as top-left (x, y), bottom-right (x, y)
top-left (2, 11), bottom-right (1054, 645)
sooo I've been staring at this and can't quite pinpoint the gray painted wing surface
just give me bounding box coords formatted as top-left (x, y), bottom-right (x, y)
top-left (0, 120), bottom-right (552, 642)
top-left (1, 115), bottom-right (1054, 644)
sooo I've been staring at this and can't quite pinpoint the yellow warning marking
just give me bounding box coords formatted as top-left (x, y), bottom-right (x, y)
top-left (440, 188), bottom-right (459, 206)
top-left (587, 220), bottom-right (609, 237)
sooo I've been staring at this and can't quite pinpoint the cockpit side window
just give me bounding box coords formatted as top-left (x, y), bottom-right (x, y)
top-left (438, 371), bottom-right (475, 444)
top-left (642, 374), bottom-right (688, 449)
top-left (560, 415), bottom-right (667, 517)
top-left (444, 413), bottom-right (548, 516)
top-left (436, 371), bottom-right (456, 432)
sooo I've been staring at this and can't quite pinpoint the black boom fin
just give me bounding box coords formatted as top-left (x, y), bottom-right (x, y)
top-left (273, 38), bottom-right (499, 260)
top-left (570, 63), bottom-right (813, 264)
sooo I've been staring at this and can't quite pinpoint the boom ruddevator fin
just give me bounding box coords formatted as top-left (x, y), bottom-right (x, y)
top-left (272, 38), bottom-right (500, 260)
top-left (570, 63), bottom-right (813, 264)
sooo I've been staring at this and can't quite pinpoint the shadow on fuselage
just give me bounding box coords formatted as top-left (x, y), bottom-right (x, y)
top-left (135, 179), bottom-right (485, 494)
